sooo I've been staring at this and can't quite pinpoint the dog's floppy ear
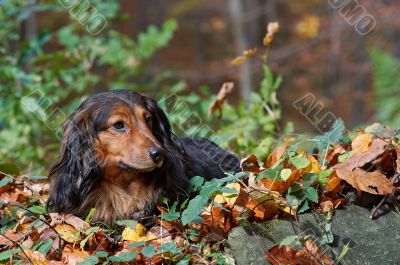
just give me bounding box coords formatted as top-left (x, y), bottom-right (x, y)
top-left (144, 96), bottom-right (173, 143)
top-left (47, 108), bottom-right (100, 214)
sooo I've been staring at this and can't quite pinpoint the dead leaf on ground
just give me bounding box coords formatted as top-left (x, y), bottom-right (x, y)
top-left (54, 224), bottom-right (79, 243)
top-left (208, 82), bottom-right (234, 118)
top-left (241, 154), bottom-right (262, 173)
top-left (50, 213), bottom-right (89, 231)
top-left (264, 137), bottom-right (294, 168)
top-left (335, 167), bottom-right (394, 195)
top-left (265, 245), bottom-right (299, 265)
top-left (337, 138), bottom-right (387, 170)
top-left (23, 249), bottom-right (47, 265)
top-left (295, 240), bottom-right (332, 265)
top-left (351, 133), bottom-right (373, 155)
top-left (62, 245), bottom-right (89, 265)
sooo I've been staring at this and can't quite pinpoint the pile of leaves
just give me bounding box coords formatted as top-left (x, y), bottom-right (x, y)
top-left (0, 121), bottom-right (399, 264)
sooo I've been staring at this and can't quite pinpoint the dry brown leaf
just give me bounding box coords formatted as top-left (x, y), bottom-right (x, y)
top-left (50, 213), bottom-right (89, 231)
top-left (263, 22), bottom-right (280, 47)
top-left (241, 154), bottom-right (261, 173)
top-left (351, 133), bottom-right (373, 155)
top-left (336, 168), bottom-right (394, 195)
top-left (23, 249), bottom-right (47, 265)
top-left (62, 245), bottom-right (89, 265)
top-left (320, 200), bottom-right (334, 213)
top-left (231, 48), bottom-right (257, 65)
top-left (337, 138), bottom-right (387, 170)
top-left (295, 240), bottom-right (332, 265)
top-left (264, 137), bottom-right (294, 168)
top-left (259, 166), bottom-right (303, 194)
top-left (208, 82), bottom-right (234, 118)
top-left (265, 245), bottom-right (298, 265)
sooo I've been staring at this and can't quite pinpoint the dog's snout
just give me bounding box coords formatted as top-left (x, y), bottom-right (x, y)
top-left (149, 147), bottom-right (164, 163)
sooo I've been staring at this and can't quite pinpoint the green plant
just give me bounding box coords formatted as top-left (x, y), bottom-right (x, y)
top-left (370, 48), bottom-right (400, 127)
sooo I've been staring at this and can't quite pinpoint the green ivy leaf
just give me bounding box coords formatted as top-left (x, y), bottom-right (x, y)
top-left (305, 187), bottom-right (319, 203)
top-left (181, 195), bottom-right (208, 225)
top-left (290, 156), bottom-right (310, 169)
top-left (116, 220), bottom-right (138, 229)
top-left (0, 177), bottom-right (13, 188)
top-left (108, 251), bottom-right (138, 262)
top-left (78, 256), bottom-right (98, 265)
top-left (95, 251), bottom-right (109, 258)
top-left (142, 244), bottom-right (156, 258)
top-left (29, 205), bottom-right (46, 215)
top-left (158, 242), bottom-right (181, 255)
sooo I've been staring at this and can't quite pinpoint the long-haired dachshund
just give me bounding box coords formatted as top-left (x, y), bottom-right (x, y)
top-left (47, 90), bottom-right (240, 224)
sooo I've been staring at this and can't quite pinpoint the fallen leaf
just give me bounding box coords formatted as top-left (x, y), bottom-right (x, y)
top-left (336, 168), bottom-right (394, 195)
top-left (295, 240), bottom-right (332, 265)
top-left (213, 183), bottom-right (240, 206)
top-left (320, 200), bottom-right (334, 213)
top-left (208, 82), bottom-right (234, 118)
top-left (351, 133), bottom-right (372, 155)
top-left (50, 213), bottom-right (89, 231)
top-left (62, 245), bottom-right (89, 265)
top-left (54, 224), bottom-right (79, 243)
top-left (23, 249), bottom-right (47, 265)
top-left (122, 223), bottom-right (156, 242)
top-left (241, 154), bottom-right (262, 173)
top-left (265, 245), bottom-right (298, 265)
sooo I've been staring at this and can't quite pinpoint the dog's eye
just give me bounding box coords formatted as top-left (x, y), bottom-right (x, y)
top-left (112, 121), bottom-right (126, 131)
top-left (145, 115), bottom-right (152, 125)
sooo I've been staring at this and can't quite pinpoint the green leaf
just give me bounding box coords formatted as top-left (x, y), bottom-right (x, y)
top-left (336, 243), bottom-right (350, 263)
top-left (298, 200), bottom-right (309, 213)
top-left (116, 220), bottom-right (138, 229)
top-left (181, 195), bottom-right (208, 225)
top-left (37, 239), bottom-right (53, 255)
top-left (0, 249), bottom-right (17, 261)
top-left (256, 167), bottom-right (281, 182)
top-left (305, 187), bottom-right (319, 203)
top-left (0, 177), bottom-right (13, 188)
top-left (95, 251), bottom-right (109, 258)
top-left (279, 235), bottom-right (298, 247)
top-left (158, 242), bottom-right (181, 255)
top-left (189, 176), bottom-right (205, 192)
top-left (280, 168), bottom-right (292, 181)
top-left (128, 241), bottom-right (146, 248)
top-left (316, 168), bottom-right (333, 185)
top-left (142, 244), bottom-right (156, 258)
top-left (78, 256), bottom-right (99, 265)
top-left (160, 211), bottom-right (180, 221)
top-left (290, 156), bottom-right (310, 169)
top-left (0, 162), bottom-right (20, 175)
top-left (29, 205), bottom-right (46, 215)
top-left (29, 175), bottom-right (48, 180)
top-left (176, 260), bottom-right (190, 265)
top-left (108, 251), bottom-right (138, 262)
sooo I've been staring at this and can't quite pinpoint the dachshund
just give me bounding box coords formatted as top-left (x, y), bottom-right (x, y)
top-left (47, 90), bottom-right (240, 224)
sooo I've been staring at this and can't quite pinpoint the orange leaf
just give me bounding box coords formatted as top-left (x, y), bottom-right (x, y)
top-left (241, 154), bottom-right (261, 173)
top-left (335, 167), bottom-right (394, 195)
top-left (208, 82), bottom-right (234, 118)
top-left (351, 133), bottom-right (373, 155)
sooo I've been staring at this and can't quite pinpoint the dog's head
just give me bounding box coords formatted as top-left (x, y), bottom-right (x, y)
top-left (47, 90), bottom-right (184, 214)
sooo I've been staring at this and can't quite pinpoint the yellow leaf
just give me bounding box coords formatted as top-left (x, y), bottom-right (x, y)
top-left (122, 223), bottom-right (156, 242)
top-left (54, 224), bottom-right (79, 243)
top-left (263, 22), bottom-right (279, 47)
top-left (214, 183), bottom-right (240, 206)
top-left (24, 249), bottom-right (47, 265)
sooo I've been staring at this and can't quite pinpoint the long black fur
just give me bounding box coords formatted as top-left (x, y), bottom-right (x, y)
top-left (47, 90), bottom-right (240, 219)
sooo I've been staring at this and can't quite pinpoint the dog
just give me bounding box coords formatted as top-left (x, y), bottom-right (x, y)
top-left (47, 90), bottom-right (240, 224)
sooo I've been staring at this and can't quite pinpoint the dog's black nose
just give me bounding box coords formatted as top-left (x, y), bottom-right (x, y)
top-left (149, 147), bottom-right (164, 163)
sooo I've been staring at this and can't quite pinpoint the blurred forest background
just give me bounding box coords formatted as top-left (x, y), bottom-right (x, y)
top-left (1, 0), bottom-right (400, 174)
